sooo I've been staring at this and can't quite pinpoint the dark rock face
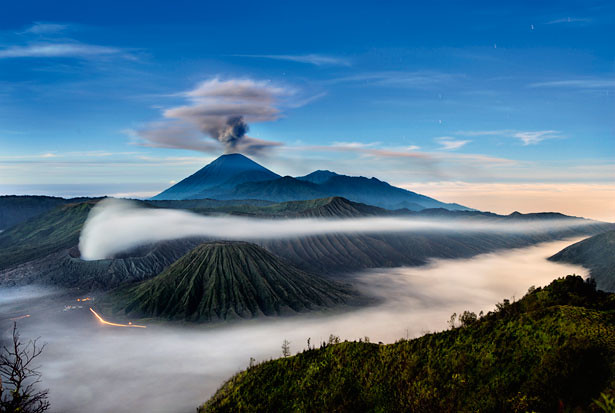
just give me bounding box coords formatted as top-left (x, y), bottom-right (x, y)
top-left (0, 239), bottom-right (205, 291)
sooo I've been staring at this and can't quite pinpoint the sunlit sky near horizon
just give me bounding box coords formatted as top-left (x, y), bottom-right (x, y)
top-left (0, 1), bottom-right (613, 220)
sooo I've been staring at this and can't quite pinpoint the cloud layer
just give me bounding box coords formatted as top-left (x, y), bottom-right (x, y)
top-left (2, 239), bottom-right (588, 413)
top-left (0, 23), bottom-right (127, 60)
top-left (234, 53), bottom-right (350, 66)
top-left (78, 198), bottom-right (597, 260)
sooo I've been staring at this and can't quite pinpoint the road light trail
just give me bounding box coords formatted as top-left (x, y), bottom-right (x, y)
top-left (9, 314), bottom-right (31, 321)
top-left (89, 308), bottom-right (146, 328)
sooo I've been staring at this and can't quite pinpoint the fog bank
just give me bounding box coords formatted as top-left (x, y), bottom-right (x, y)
top-left (79, 198), bottom-right (595, 260)
top-left (0, 239), bottom-right (588, 413)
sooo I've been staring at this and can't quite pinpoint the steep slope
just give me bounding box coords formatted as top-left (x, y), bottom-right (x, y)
top-left (0, 195), bottom-right (97, 230)
top-left (549, 230), bottom-right (615, 291)
top-left (206, 176), bottom-right (328, 202)
top-left (260, 217), bottom-right (611, 275)
top-left (116, 242), bottom-right (355, 321)
top-left (152, 153), bottom-right (280, 200)
top-left (312, 174), bottom-right (468, 211)
top-left (170, 196), bottom-right (385, 218)
top-left (0, 195), bottom-right (72, 230)
top-left (1, 198), bottom-right (611, 290)
top-left (232, 174), bottom-right (470, 211)
top-left (201, 275), bottom-right (615, 412)
top-left (0, 239), bottom-right (203, 290)
top-left (280, 196), bottom-right (387, 218)
top-left (0, 201), bottom-right (97, 270)
top-left (297, 170), bottom-right (340, 184)
top-left (151, 154), bottom-right (470, 210)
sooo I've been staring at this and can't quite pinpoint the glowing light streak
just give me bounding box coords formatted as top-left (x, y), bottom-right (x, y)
top-left (9, 314), bottom-right (31, 321)
top-left (89, 308), bottom-right (146, 328)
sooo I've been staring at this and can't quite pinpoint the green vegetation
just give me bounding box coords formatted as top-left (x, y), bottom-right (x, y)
top-left (114, 241), bottom-right (356, 321)
top-left (0, 195), bottom-right (74, 230)
top-left (1, 196), bottom-right (610, 285)
top-left (550, 230), bottom-right (615, 291)
top-left (201, 275), bottom-right (615, 412)
top-left (185, 196), bottom-right (387, 218)
top-left (0, 201), bottom-right (96, 270)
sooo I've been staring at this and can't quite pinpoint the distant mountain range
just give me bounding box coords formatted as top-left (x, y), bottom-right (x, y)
top-left (0, 195), bottom-right (91, 230)
top-left (152, 153), bottom-right (470, 211)
top-left (1, 196), bottom-right (611, 292)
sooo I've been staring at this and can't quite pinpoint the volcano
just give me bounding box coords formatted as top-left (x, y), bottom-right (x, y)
top-left (152, 153), bottom-right (472, 211)
top-left (116, 241), bottom-right (356, 321)
top-left (152, 153), bottom-right (280, 200)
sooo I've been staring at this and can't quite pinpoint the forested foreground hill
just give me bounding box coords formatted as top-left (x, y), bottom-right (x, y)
top-left (200, 276), bottom-right (615, 413)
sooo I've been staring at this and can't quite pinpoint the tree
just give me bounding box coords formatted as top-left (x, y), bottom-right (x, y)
top-left (327, 334), bottom-right (340, 345)
top-left (281, 339), bottom-right (291, 357)
top-left (0, 322), bottom-right (49, 413)
top-left (448, 312), bottom-right (457, 329)
top-left (459, 311), bottom-right (477, 327)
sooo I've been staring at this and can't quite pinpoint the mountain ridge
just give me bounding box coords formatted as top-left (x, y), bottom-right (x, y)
top-left (151, 153), bottom-right (471, 211)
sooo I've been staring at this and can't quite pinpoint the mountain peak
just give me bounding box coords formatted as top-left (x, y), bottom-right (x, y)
top-left (117, 241), bottom-right (354, 321)
top-left (297, 170), bottom-right (340, 185)
top-left (152, 153), bottom-right (280, 200)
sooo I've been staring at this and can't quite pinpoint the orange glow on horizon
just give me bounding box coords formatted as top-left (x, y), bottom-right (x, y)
top-left (89, 308), bottom-right (146, 328)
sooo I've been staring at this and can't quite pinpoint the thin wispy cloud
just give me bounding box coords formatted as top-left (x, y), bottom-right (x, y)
top-left (0, 43), bottom-right (123, 59)
top-left (512, 130), bottom-right (560, 145)
top-left (546, 17), bottom-right (591, 25)
top-left (21, 22), bottom-right (68, 34)
top-left (234, 54), bottom-right (351, 66)
top-left (528, 79), bottom-right (615, 89)
top-left (330, 141), bottom-right (381, 149)
top-left (455, 129), bottom-right (514, 137)
top-left (0, 22), bottom-right (131, 60)
top-left (435, 137), bottom-right (470, 150)
top-left (326, 71), bottom-right (458, 88)
top-left (456, 129), bottom-right (561, 145)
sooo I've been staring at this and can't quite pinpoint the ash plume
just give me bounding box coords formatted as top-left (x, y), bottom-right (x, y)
top-left (218, 116), bottom-right (249, 150)
top-left (135, 78), bottom-right (287, 155)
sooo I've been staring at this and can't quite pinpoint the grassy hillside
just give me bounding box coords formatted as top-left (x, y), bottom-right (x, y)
top-left (1, 196), bottom-right (611, 284)
top-left (148, 196), bottom-right (385, 217)
top-left (0, 201), bottom-right (96, 270)
top-left (550, 230), bottom-right (615, 291)
top-left (0, 195), bottom-right (69, 230)
top-left (114, 242), bottom-right (356, 321)
top-left (201, 275), bottom-right (615, 412)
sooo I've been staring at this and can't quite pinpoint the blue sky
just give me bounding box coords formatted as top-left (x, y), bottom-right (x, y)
top-left (0, 0), bottom-right (613, 218)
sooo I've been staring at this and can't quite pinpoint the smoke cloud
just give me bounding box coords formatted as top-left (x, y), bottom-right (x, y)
top-left (135, 78), bottom-right (287, 155)
top-left (1, 239), bottom-right (588, 413)
top-left (79, 198), bottom-right (598, 260)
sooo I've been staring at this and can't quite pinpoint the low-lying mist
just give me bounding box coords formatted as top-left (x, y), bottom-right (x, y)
top-left (79, 199), bottom-right (596, 260)
top-left (0, 239), bottom-right (588, 413)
